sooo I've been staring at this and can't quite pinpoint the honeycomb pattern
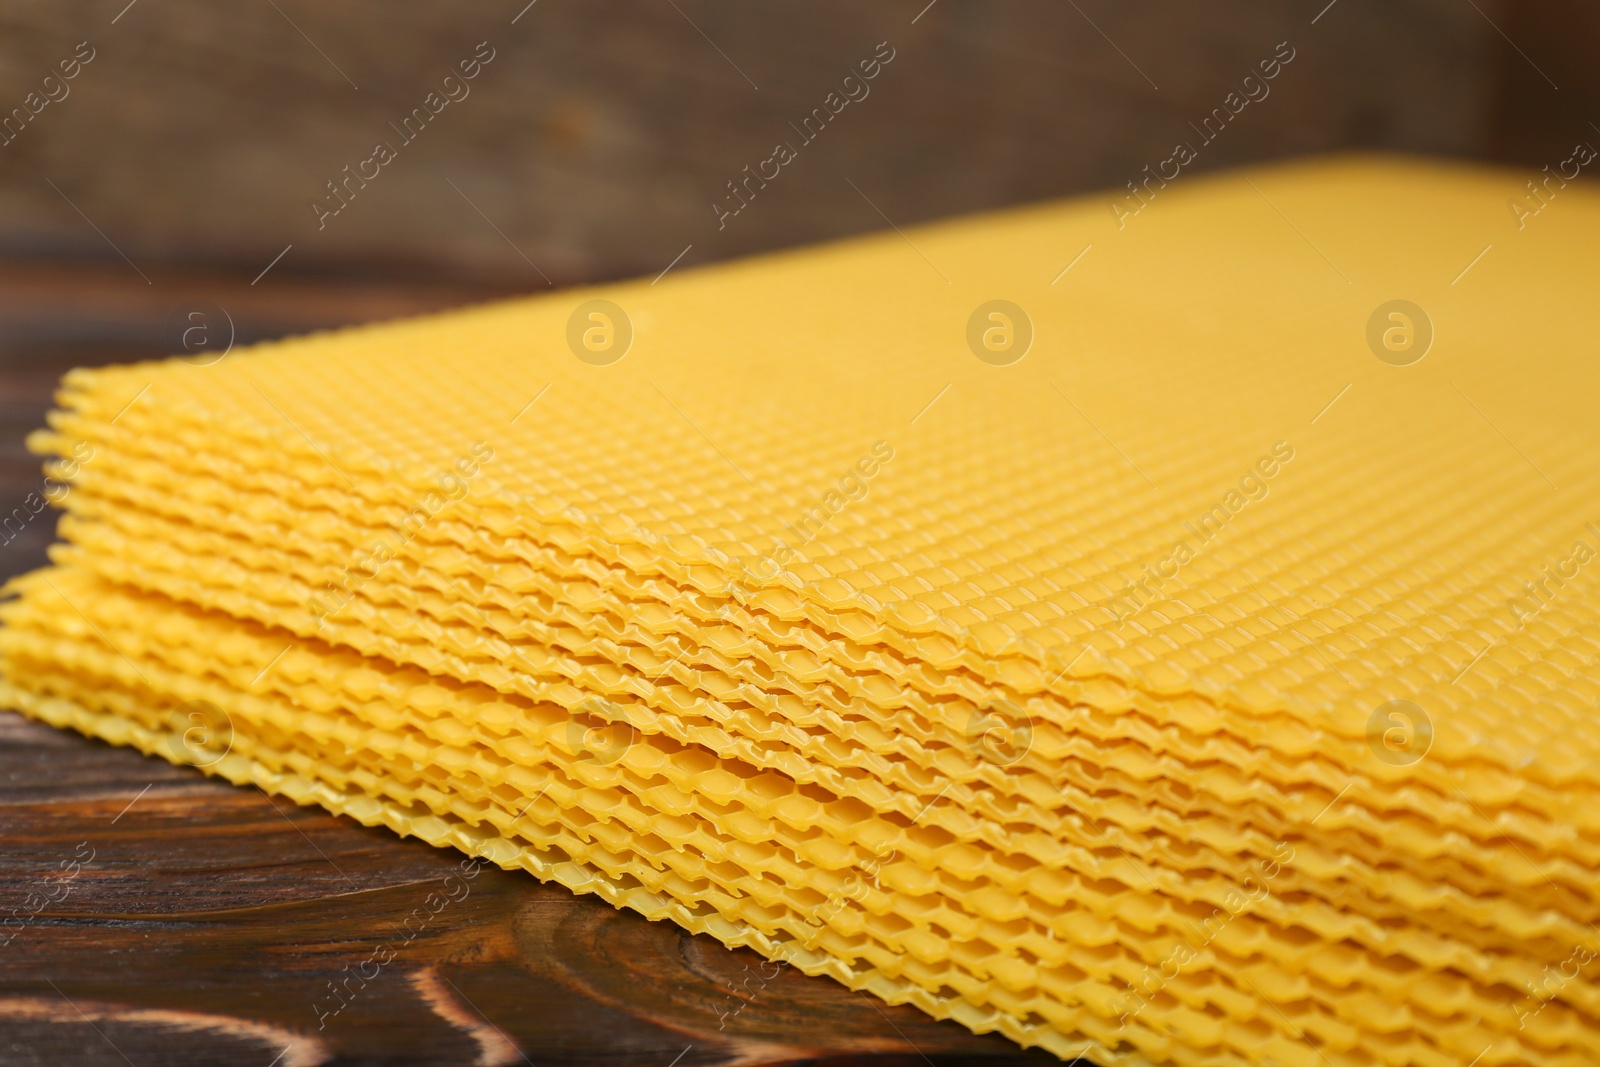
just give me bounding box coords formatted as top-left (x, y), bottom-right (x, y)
top-left (4, 157), bottom-right (1600, 1066)
top-left (6, 568), bottom-right (1596, 1067)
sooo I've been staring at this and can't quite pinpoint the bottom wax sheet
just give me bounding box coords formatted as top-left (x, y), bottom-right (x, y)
top-left (7, 567), bottom-right (1598, 998)
top-left (0, 666), bottom-right (1555, 1067)
top-left (0, 676), bottom-right (1358, 1067)
top-left (0, 571), bottom-right (1592, 1066)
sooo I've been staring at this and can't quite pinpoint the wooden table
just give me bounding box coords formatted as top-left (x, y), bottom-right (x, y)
top-left (0, 262), bottom-right (1069, 1066)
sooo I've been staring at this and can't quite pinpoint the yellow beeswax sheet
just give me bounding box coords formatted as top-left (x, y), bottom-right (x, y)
top-left (5, 155), bottom-right (1599, 1067)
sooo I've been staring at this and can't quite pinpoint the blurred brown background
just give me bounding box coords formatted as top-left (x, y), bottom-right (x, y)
top-left (2, 0), bottom-right (1595, 285)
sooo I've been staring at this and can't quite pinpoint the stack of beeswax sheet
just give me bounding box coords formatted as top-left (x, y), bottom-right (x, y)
top-left (4, 156), bottom-right (1600, 1067)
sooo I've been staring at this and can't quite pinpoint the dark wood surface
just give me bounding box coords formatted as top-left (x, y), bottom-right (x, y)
top-left (0, 265), bottom-right (1069, 1067)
